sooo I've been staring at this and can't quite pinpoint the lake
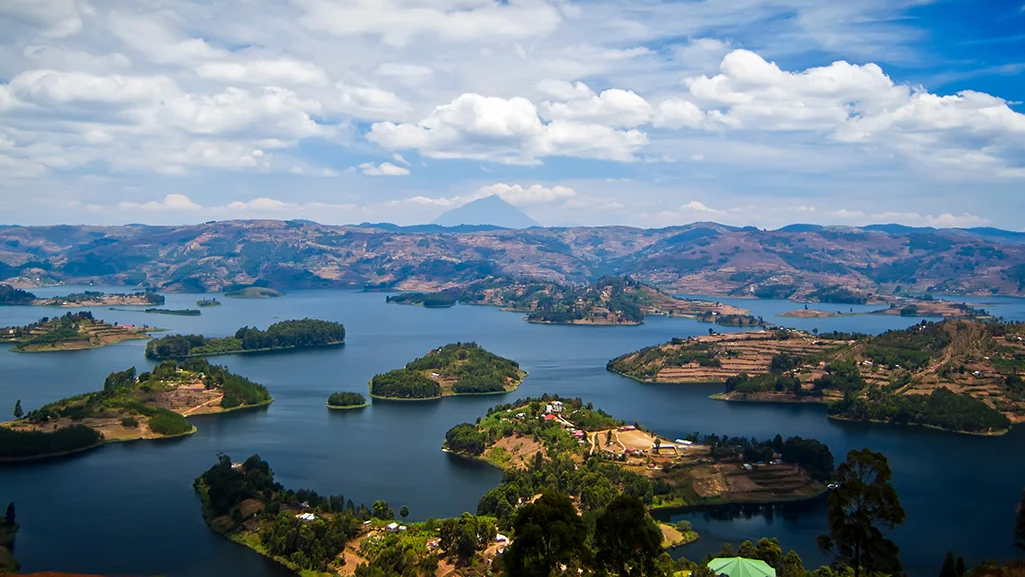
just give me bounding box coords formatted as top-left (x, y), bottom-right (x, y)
top-left (1, 288), bottom-right (1023, 576)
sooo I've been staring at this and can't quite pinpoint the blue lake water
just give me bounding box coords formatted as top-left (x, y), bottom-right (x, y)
top-left (1, 288), bottom-right (1023, 576)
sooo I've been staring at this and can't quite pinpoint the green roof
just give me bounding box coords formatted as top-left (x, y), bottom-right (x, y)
top-left (708, 557), bottom-right (777, 577)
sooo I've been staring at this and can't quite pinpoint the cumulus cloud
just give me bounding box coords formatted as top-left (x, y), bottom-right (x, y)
top-left (118, 193), bottom-right (202, 211)
top-left (367, 93), bottom-right (647, 164)
top-left (359, 161), bottom-right (410, 176)
top-left (195, 59), bottom-right (330, 86)
top-left (538, 82), bottom-right (652, 128)
top-left (479, 183), bottom-right (577, 205)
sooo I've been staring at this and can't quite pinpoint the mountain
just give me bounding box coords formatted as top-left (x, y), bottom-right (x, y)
top-left (1, 220), bottom-right (1024, 297)
top-left (432, 196), bottom-right (538, 229)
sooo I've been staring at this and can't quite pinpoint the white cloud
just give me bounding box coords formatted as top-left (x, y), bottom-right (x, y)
top-left (374, 63), bottom-right (435, 84)
top-left (292, 0), bottom-right (562, 46)
top-left (195, 59), bottom-right (330, 86)
top-left (1, 0), bottom-right (90, 38)
top-left (359, 161), bottom-right (410, 176)
top-left (6, 69), bottom-right (178, 106)
top-left (539, 82), bottom-right (653, 128)
top-left (368, 93), bottom-right (647, 164)
top-left (479, 183), bottom-right (577, 205)
top-left (681, 200), bottom-right (721, 213)
top-left (391, 153), bottom-right (410, 166)
top-left (118, 193), bottom-right (202, 211)
top-left (331, 83), bottom-right (411, 121)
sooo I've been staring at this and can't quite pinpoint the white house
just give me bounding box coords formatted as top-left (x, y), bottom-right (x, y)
top-left (295, 513), bottom-right (317, 522)
top-left (495, 534), bottom-right (508, 543)
top-left (387, 522), bottom-right (400, 531)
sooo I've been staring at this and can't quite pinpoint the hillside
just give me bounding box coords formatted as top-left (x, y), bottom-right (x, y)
top-left (1, 360), bottom-right (272, 461)
top-left (1, 311), bottom-right (153, 352)
top-left (608, 321), bottom-right (1025, 434)
top-left (388, 276), bottom-right (750, 325)
top-left (369, 342), bottom-right (526, 400)
top-left (0, 221), bottom-right (1024, 298)
top-left (432, 195), bottom-right (538, 228)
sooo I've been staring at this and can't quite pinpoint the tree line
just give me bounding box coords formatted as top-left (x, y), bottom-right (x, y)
top-left (327, 392), bottom-right (367, 407)
top-left (828, 386), bottom-right (1011, 434)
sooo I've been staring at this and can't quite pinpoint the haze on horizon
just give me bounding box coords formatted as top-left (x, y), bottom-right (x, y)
top-left (0, 0), bottom-right (1023, 230)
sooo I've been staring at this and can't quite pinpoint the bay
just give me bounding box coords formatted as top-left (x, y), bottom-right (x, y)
top-left (1, 288), bottom-right (1023, 576)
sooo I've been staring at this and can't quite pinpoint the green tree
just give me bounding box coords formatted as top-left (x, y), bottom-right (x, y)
top-left (503, 491), bottom-right (590, 577)
top-left (606, 429), bottom-right (613, 446)
top-left (399, 505), bottom-right (409, 522)
top-left (593, 494), bottom-right (663, 577)
top-left (13, 399), bottom-right (22, 419)
top-left (653, 438), bottom-right (661, 454)
top-left (818, 449), bottom-right (906, 577)
top-left (940, 552), bottom-right (958, 577)
top-left (4, 502), bottom-right (14, 526)
top-left (372, 500), bottom-right (394, 520)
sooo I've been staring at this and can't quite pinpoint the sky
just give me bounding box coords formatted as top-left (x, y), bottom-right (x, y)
top-left (0, 0), bottom-right (1023, 230)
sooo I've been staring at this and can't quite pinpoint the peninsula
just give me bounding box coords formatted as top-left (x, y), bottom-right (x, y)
top-left (1, 312), bottom-right (153, 352)
top-left (326, 391), bottom-right (368, 409)
top-left (369, 342), bottom-right (525, 400)
top-left (447, 395), bottom-right (830, 523)
top-left (223, 284), bottom-right (283, 299)
top-left (109, 307), bottom-right (201, 316)
top-left (0, 359), bottom-right (272, 462)
top-left (34, 290), bottom-right (164, 308)
top-left (608, 320), bottom-right (1023, 435)
top-left (145, 318), bottom-right (345, 359)
top-left (386, 276), bottom-right (750, 326)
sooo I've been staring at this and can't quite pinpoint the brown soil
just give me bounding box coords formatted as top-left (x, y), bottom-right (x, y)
top-left (6, 321), bottom-right (152, 352)
top-left (485, 434), bottom-right (544, 469)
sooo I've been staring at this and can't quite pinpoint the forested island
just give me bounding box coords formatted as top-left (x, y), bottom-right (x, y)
top-left (40, 290), bottom-right (164, 307)
top-left (1, 311), bottom-right (153, 352)
top-left (0, 360), bottom-right (272, 461)
top-left (145, 319), bottom-right (345, 359)
top-left (608, 320), bottom-right (1023, 435)
top-left (386, 276), bottom-right (750, 326)
top-left (696, 311), bottom-right (765, 327)
top-left (369, 342), bottom-right (525, 400)
top-left (224, 283), bottom-right (283, 299)
top-left (197, 298), bottom-right (222, 307)
top-left (446, 395), bottom-right (831, 521)
top-left (109, 307), bottom-right (202, 316)
top-left (326, 392), bottom-right (368, 409)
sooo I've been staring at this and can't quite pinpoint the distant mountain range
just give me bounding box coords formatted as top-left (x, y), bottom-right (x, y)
top-left (1, 220), bottom-right (1024, 298)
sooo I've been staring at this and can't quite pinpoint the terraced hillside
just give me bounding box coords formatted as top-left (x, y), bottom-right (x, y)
top-left (1, 221), bottom-right (1024, 298)
top-left (1, 312), bottom-right (153, 352)
top-left (609, 321), bottom-right (1025, 434)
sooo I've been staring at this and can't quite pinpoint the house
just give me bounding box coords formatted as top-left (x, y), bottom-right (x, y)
top-left (544, 414), bottom-right (557, 422)
top-left (427, 539), bottom-right (440, 551)
top-left (618, 425), bottom-right (636, 431)
top-left (295, 513), bottom-right (317, 522)
top-left (495, 534), bottom-right (508, 543)
top-left (674, 439), bottom-right (693, 446)
top-left (742, 463), bottom-right (753, 471)
top-left (573, 431), bottom-right (585, 439)
top-left (545, 404), bottom-right (553, 414)
top-left (552, 401), bottom-right (564, 413)
top-left (230, 462), bottom-right (244, 471)
top-left (386, 522), bottom-right (400, 531)
top-left (431, 372), bottom-right (440, 378)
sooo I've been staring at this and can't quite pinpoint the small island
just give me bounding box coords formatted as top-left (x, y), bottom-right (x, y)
top-left (2, 312), bottom-right (153, 352)
top-left (696, 311), bottom-right (766, 327)
top-left (386, 276), bottom-right (750, 326)
top-left (327, 391), bottom-right (368, 410)
top-left (0, 359), bottom-right (272, 462)
top-left (448, 395), bottom-right (831, 526)
top-left (196, 297), bottom-right (222, 307)
top-left (34, 290), bottom-right (165, 308)
top-left (109, 307), bottom-right (202, 316)
top-left (369, 342), bottom-right (526, 400)
top-left (608, 320), bottom-right (1023, 435)
top-left (224, 284), bottom-right (283, 299)
top-left (145, 318), bottom-right (345, 359)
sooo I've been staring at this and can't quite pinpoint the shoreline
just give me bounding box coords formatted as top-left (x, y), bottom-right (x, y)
top-left (10, 332), bottom-right (152, 353)
top-left (826, 413), bottom-right (1010, 437)
top-left (709, 392), bottom-right (830, 405)
top-left (147, 340), bottom-right (344, 360)
top-left (370, 373), bottom-right (526, 402)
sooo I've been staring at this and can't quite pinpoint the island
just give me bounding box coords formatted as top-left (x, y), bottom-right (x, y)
top-left (145, 318), bottom-right (345, 359)
top-left (0, 284), bottom-right (35, 306)
top-left (1, 312), bottom-right (154, 352)
top-left (109, 307), bottom-right (202, 316)
top-left (326, 391), bottom-right (368, 410)
top-left (33, 290), bottom-right (165, 308)
top-left (448, 395), bottom-right (831, 522)
top-left (386, 275), bottom-right (750, 326)
top-left (196, 297), bottom-right (222, 307)
top-left (369, 342), bottom-right (526, 400)
top-left (696, 311), bottom-right (766, 327)
top-left (780, 297), bottom-right (991, 320)
top-left (224, 283), bottom-right (283, 299)
top-left (0, 359), bottom-right (272, 462)
top-left (608, 320), bottom-right (1024, 435)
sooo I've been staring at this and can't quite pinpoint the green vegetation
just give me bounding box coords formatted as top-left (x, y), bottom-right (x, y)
top-left (0, 284), bottom-right (35, 305)
top-left (828, 387), bottom-right (1011, 434)
top-left (806, 285), bottom-right (870, 304)
top-left (819, 449), bottom-right (906, 577)
top-left (224, 285), bottom-right (283, 299)
top-left (327, 391), bottom-right (368, 409)
top-left (385, 292), bottom-right (458, 307)
top-left (2, 311), bottom-right (150, 352)
top-left (197, 297), bottom-right (222, 307)
top-left (697, 312), bottom-right (765, 327)
top-left (146, 318), bottom-right (346, 359)
top-left (1, 502), bottom-right (19, 573)
top-left (370, 342), bottom-right (524, 399)
top-left (39, 290), bottom-right (165, 306)
top-left (607, 338), bottom-right (721, 380)
top-left (0, 425), bottom-right (104, 460)
top-left (146, 308), bottom-right (201, 316)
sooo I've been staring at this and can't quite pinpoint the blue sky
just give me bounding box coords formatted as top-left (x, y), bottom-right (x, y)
top-left (0, 0), bottom-right (1022, 229)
